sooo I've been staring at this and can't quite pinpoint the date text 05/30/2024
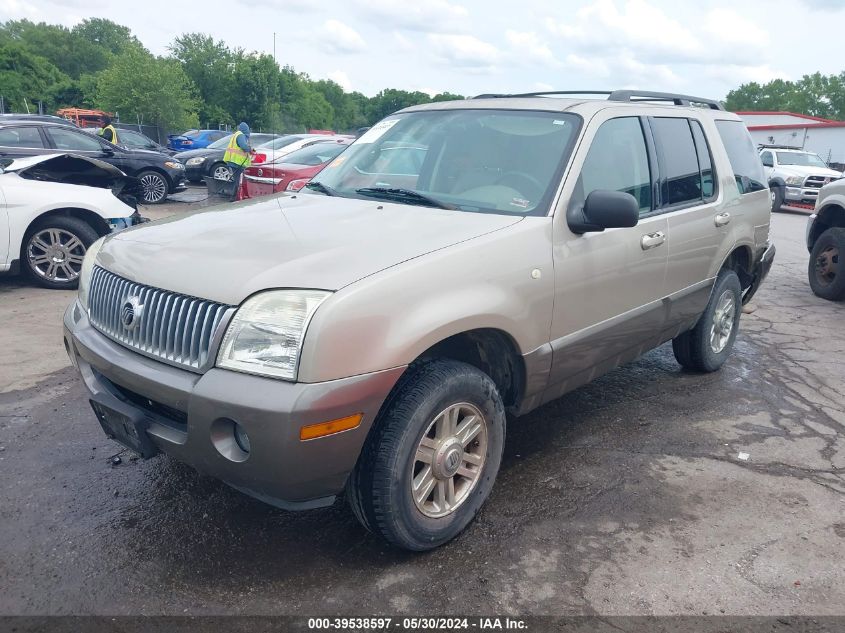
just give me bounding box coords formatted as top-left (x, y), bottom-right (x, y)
top-left (307, 617), bottom-right (528, 630)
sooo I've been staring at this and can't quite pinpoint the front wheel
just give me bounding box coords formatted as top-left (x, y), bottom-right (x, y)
top-left (137, 170), bottom-right (169, 204)
top-left (211, 162), bottom-right (233, 182)
top-left (808, 227), bottom-right (845, 301)
top-left (770, 185), bottom-right (784, 213)
top-left (22, 216), bottom-right (99, 290)
top-left (672, 268), bottom-right (742, 372)
top-left (347, 360), bottom-right (505, 551)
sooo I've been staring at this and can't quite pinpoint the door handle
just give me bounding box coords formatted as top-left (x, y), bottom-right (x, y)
top-left (714, 212), bottom-right (731, 227)
top-left (641, 231), bottom-right (665, 250)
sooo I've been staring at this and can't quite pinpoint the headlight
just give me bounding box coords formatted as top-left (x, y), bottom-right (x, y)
top-left (78, 236), bottom-right (105, 310)
top-left (185, 157), bottom-right (206, 166)
top-left (217, 290), bottom-right (331, 381)
top-left (164, 161), bottom-right (185, 169)
top-left (785, 176), bottom-right (804, 186)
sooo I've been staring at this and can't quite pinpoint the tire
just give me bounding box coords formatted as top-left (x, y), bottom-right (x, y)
top-left (808, 227), bottom-right (845, 301)
top-left (672, 269), bottom-right (743, 373)
top-left (347, 360), bottom-right (506, 551)
top-left (770, 185), bottom-right (784, 213)
top-left (137, 170), bottom-right (169, 204)
top-left (22, 216), bottom-right (99, 290)
top-left (210, 162), bottom-right (233, 182)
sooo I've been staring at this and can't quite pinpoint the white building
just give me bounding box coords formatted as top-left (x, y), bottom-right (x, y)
top-left (737, 111), bottom-right (845, 170)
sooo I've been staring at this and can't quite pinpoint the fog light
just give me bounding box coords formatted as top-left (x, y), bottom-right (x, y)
top-left (233, 422), bottom-right (251, 453)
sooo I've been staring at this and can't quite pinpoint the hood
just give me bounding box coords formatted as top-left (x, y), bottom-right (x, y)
top-left (1, 153), bottom-right (141, 209)
top-left (777, 164), bottom-right (842, 178)
top-left (176, 147), bottom-right (220, 160)
top-left (238, 122), bottom-right (250, 136)
top-left (98, 193), bottom-right (522, 305)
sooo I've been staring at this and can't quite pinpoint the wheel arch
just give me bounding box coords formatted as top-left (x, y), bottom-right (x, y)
top-left (23, 207), bottom-right (110, 241)
top-left (413, 327), bottom-right (526, 410)
top-left (718, 244), bottom-right (754, 291)
top-left (809, 203), bottom-right (845, 249)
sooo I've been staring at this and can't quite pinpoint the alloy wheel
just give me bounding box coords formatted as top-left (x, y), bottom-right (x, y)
top-left (411, 402), bottom-right (488, 518)
top-left (709, 289), bottom-right (736, 353)
top-left (213, 165), bottom-right (233, 182)
top-left (26, 228), bottom-right (86, 283)
top-left (140, 173), bottom-right (167, 203)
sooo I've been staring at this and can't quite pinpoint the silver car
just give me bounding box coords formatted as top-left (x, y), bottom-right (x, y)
top-left (64, 90), bottom-right (775, 550)
top-left (806, 177), bottom-right (845, 300)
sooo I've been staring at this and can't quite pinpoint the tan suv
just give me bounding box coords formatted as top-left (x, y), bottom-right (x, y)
top-left (64, 90), bottom-right (775, 551)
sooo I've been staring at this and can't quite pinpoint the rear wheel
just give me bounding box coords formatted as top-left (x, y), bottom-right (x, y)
top-left (808, 227), bottom-right (845, 301)
top-left (347, 360), bottom-right (505, 551)
top-left (137, 170), bottom-right (169, 204)
top-left (22, 216), bottom-right (99, 290)
top-left (672, 269), bottom-right (742, 372)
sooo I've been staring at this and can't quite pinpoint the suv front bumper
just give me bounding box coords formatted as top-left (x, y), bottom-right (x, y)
top-left (63, 301), bottom-right (405, 510)
top-left (742, 241), bottom-right (776, 304)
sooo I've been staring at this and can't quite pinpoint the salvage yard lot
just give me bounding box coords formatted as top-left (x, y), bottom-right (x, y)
top-left (1, 211), bottom-right (843, 615)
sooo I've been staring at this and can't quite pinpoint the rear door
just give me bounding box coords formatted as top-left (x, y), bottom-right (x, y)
top-left (649, 116), bottom-right (728, 334)
top-left (0, 125), bottom-right (52, 160)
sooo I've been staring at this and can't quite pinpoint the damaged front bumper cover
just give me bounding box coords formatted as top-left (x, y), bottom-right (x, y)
top-left (742, 241), bottom-right (776, 304)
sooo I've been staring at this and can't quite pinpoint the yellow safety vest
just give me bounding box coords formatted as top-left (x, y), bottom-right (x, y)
top-left (100, 124), bottom-right (118, 144)
top-left (223, 131), bottom-right (251, 167)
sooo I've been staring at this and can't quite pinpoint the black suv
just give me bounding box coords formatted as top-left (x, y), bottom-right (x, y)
top-left (0, 120), bottom-right (186, 204)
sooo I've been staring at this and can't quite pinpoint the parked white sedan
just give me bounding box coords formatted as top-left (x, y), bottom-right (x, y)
top-left (0, 154), bottom-right (142, 289)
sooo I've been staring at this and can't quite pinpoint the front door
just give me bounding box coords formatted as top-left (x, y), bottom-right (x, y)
top-left (547, 113), bottom-right (669, 401)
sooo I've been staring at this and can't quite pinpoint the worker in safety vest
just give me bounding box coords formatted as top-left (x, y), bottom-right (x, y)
top-left (99, 116), bottom-right (118, 144)
top-left (223, 122), bottom-right (252, 200)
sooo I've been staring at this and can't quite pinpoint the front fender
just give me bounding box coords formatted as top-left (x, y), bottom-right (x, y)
top-left (298, 217), bottom-right (555, 383)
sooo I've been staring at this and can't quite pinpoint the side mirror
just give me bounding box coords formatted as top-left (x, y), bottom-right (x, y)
top-left (568, 190), bottom-right (640, 234)
top-left (101, 147), bottom-right (115, 156)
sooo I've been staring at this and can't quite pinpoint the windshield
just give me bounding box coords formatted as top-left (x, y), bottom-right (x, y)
top-left (182, 129), bottom-right (200, 138)
top-left (274, 141), bottom-right (349, 166)
top-left (208, 134), bottom-right (233, 149)
top-left (777, 151), bottom-right (827, 168)
top-left (309, 109), bottom-right (580, 216)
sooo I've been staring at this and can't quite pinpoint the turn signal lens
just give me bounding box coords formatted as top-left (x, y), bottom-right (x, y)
top-left (300, 413), bottom-right (363, 441)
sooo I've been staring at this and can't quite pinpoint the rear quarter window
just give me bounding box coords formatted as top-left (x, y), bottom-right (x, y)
top-left (715, 120), bottom-right (766, 194)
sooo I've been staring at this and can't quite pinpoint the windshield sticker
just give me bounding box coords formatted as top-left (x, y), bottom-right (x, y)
top-left (553, 120), bottom-right (568, 125)
top-left (326, 155), bottom-right (347, 169)
top-left (357, 119), bottom-right (400, 144)
top-left (510, 197), bottom-right (530, 209)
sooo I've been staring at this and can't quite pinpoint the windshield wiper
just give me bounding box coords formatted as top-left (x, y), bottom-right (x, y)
top-left (304, 181), bottom-right (336, 196)
top-left (355, 187), bottom-right (455, 210)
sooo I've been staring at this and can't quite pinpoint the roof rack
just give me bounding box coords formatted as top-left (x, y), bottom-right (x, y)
top-left (472, 89), bottom-right (725, 111)
top-left (757, 143), bottom-right (802, 150)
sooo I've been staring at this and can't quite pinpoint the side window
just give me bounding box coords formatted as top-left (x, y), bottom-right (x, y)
top-left (47, 128), bottom-right (104, 151)
top-left (0, 127), bottom-right (45, 148)
top-left (715, 120), bottom-right (766, 194)
top-left (761, 151), bottom-right (774, 167)
top-left (651, 117), bottom-right (702, 206)
top-left (690, 120), bottom-right (716, 199)
top-left (578, 117), bottom-right (652, 214)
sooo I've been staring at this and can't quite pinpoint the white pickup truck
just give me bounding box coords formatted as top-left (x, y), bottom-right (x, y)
top-left (760, 146), bottom-right (843, 212)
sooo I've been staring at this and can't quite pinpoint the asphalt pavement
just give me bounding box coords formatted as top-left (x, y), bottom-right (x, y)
top-left (1, 211), bottom-right (843, 617)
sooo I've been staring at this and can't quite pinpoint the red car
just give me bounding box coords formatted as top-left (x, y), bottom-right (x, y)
top-left (243, 138), bottom-right (352, 198)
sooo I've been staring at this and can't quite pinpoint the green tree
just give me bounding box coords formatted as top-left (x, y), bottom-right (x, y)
top-left (170, 33), bottom-right (234, 127)
top-left (0, 41), bottom-right (65, 112)
top-left (726, 73), bottom-right (845, 120)
top-left (95, 47), bottom-right (200, 131)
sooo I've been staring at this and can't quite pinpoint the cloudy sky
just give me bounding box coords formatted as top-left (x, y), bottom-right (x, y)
top-left (1, 0), bottom-right (843, 99)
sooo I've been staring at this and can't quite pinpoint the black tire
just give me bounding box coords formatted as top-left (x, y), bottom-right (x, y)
top-left (347, 360), bottom-right (506, 551)
top-left (672, 269), bottom-right (743, 373)
top-left (808, 227), bottom-right (845, 301)
top-left (770, 185), bottom-right (784, 213)
top-left (137, 170), bottom-right (169, 204)
top-left (22, 215), bottom-right (99, 290)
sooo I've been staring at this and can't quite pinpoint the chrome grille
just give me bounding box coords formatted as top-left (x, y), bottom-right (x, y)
top-left (805, 175), bottom-right (840, 189)
top-left (88, 266), bottom-right (232, 372)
